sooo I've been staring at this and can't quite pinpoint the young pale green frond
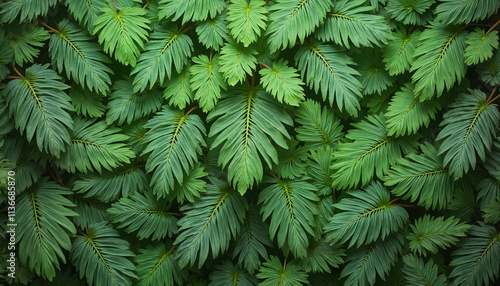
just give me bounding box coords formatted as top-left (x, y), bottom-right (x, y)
top-left (209, 260), bottom-right (258, 286)
top-left (4, 23), bottom-right (49, 66)
top-left (385, 0), bottom-right (433, 25)
top-left (227, 0), bottom-right (267, 47)
top-left (3, 64), bottom-right (73, 157)
top-left (483, 198), bottom-right (500, 224)
top-left (208, 87), bottom-right (292, 193)
top-left (436, 90), bottom-right (500, 179)
top-left (308, 147), bottom-right (335, 196)
top-left (73, 165), bottom-right (147, 202)
top-left (131, 24), bottom-right (193, 92)
top-left (266, 0), bottom-right (332, 52)
top-left (64, 0), bottom-right (107, 34)
top-left (17, 178), bottom-right (76, 281)
top-left (57, 118), bottom-right (135, 174)
top-left (384, 143), bottom-right (453, 210)
top-left (256, 256), bottom-right (309, 286)
top-left (49, 19), bottom-right (112, 95)
top-left (340, 233), bottom-right (404, 286)
top-left (331, 114), bottom-right (418, 190)
top-left (69, 86), bottom-right (105, 118)
top-left (0, 0), bottom-right (57, 23)
top-left (143, 106), bottom-right (206, 197)
top-left (190, 54), bottom-right (227, 112)
top-left (195, 14), bottom-right (230, 51)
top-left (295, 40), bottom-right (362, 116)
top-left (174, 178), bottom-right (247, 268)
top-left (233, 205), bottom-right (272, 274)
top-left (93, 7), bottom-right (150, 66)
top-left (316, 0), bottom-right (392, 48)
top-left (295, 100), bottom-right (344, 149)
top-left (478, 49), bottom-right (500, 85)
top-left (12, 160), bottom-right (43, 193)
top-left (410, 24), bottom-right (467, 100)
top-left (162, 64), bottom-right (193, 109)
top-left (465, 29), bottom-right (499, 65)
top-left (402, 254), bottom-right (447, 286)
top-left (158, 0), bottom-right (226, 23)
top-left (385, 83), bottom-right (440, 137)
top-left (135, 243), bottom-right (187, 286)
top-left (324, 181), bottom-right (408, 248)
top-left (272, 138), bottom-right (308, 179)
top-left (435, 0), bottom-right (500, 24)
top-left (354, 49), bottom-right (394, 95)
top-left (406, 215), bottom-right (470, 256)
top-left (382, 28), bottom-right (420, 76)
top-left (71, 222), bottom-right (137, 286)
top-left (259, 176), bottom-right (319, 258)
top-left (259, 59), bottom-right (305, 106)
top-left (70, 195), bottom-right (109, 229)
top-left (106, 79), bottom-right (163, 125)
top-left (108, 192), bottom-right (178, 240)
top-left (301, 240), bottom-right (345, 273)
top-left (219, 40), bottom-right (258, 86)
top-left (450, 222), bottom-right (500, 286)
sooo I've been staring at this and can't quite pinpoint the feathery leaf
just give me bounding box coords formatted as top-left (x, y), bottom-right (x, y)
top-left (259, 59), bottom-right (305, 106)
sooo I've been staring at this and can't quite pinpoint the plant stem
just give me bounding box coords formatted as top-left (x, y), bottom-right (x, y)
top-left (486, 19), bottom-right (500, 36)
top-left (259, 62), bottom-right (272, 70)
top-left (6, 76), bottom-right (21, 79)
top-left (143, 0), bottom-right (150, 9)
top-left (388, 197), bottom-right (401, 205)
top-left (112, 0), bottom-right (117, 13)
top-left (487, 85), bottom-right (499, 102)
top-left (209, 49), bottom-right (213, 62)
top-left (251, 69), bottom-right (255, 88)
top-left (283, 257), bottom-right (287, 271)
top-left (185, 106), bottom-right (199, 116)
top-left (266, 170), bottom-right (280, 181)
top-left (394, 203), bottom-right (418, 208)
top-left (37, 17), bottom-right (58, 33)
top-left (180, 24), bottom-right (196, 34)
top-left (10, 64), bottom-right (23, 78)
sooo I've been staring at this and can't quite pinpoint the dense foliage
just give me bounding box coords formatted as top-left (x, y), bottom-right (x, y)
top-left (1, 0), bottom-right (500, 285)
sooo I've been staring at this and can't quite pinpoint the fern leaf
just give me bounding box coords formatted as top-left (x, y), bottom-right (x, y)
top-left (174, 178), bottom-right (247, 268)
top-left (331, 114), bottom-right (418, 190)
top-left (71, 222), bottom-right (137, 286)
top-left (12, 160), bottom-right (43, 192)
top-left (272, 137), bottom-right (308, 179)
top-left (49, 19), bottom-right (112, 94)
top-left (93, 6), bottom-right (150, 66)
top-left (227, 0), bottom-right (267, 47)
top-left (483, 198), bottom-right (500, 224)
top-left (143, 105), bottom-right (206, 197)
top-left (256, 256), bottom-right (309, 286)
top-left (17, 178), bottom-right (76, 281)
top-left (465, 29), bottom-right (499, 65)
top-left (382, 28), bottom-right (421, 76)
top-left (166, 162), bottom-right (207, 204)
top-left (316, 0), bottom-right (392, 48)
top-left (354, 49), bottom-right (394, 95)
top-left (295, 40), bottom-right (363, 116)
top-left (324, 181), bottom-right (408, 248)
top-left (162, 64), bottom-right (193, 109)
top-left (233, 205), bottom-right (272, 274)
top-left (108, 192), bottom-right (178, 240)
top-left (478, 49), bottom-right (500, 85)
top-left (385, 83), bottom-right (440, 137)
top-left (106, 78), bottom-right (163, 125)
top-left (407, 215), bottom-right (470, 256)
top-left (259, 176), bottom-right (319, 258)
top-left (384, 143), bottom-right (454, 210)
top-left (207, 86), bottom-right (292, 193)
top-left (259, 59), bottom-right (305, 106)
top-left (57, 118), bottom-right (135, 174)
top-left (435, 0), bottom-right (500, 24)
top-left (64, 0), bottom-right (107, 34)
top-left (190, 54), bottom-right (227, 112)
top-left (158, 0), bottom-right (226, 23)
top-left (195, 13), bottom-right (230, 51)
top-left (386, 0), bottom-right (434, 25)
top-left (266, 0), bottom-right (332, 52)
top-left (3, 64), bottom-right (73, 157)
top-left (4, 23), bottom-right (49, 66)
top-left (307, 147), bottom-right (335, 196)
top-left (450, 222), bottom-right (500, 286)
top-left (209, 260), bottom-right (258, 286)
top-left (135, 243), bottom-right (187, 286)
top-left (0, 0), bottom-right (57, 23)
top-left (402, 254), bottom-right (447, 286)
top-left (131, 24), bottom-right (193, 92)
top-left (301, 240), bottom-right (345, 273)
top-left (219, 40), bottom-right (258, 86)
top-left (70, 194), bottom-right (109, 229)
top-left (69, 86), bottom-right (106, 118)
top-left (477, 178), bottom-right (500, 210)
top-left (410, 24), bottom-right (467, 100)
top-left (436, 89), bottom-right (500, 179)
top-left (340, 233), bottom-right (404, 286)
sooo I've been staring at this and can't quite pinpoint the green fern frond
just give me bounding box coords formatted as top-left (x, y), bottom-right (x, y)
top-left (354, 49), bottom-right (394, 95)
top-left (0, 0), bottom-right (57, 23)
top-left (162, 64), bottom-right (193, 109)
top-left (435, 0), bottom-right (500, 24)
top-left (272, 138), bottom-right (308, 179)
top-left (209, 260), bottom-right (258, 286)
top-left (307, 147), bottom-right (335, 196)
top-left (227, 0), bottom-right (267, 47)
top-left (301, 240), bottom-right (345, 273)
top-left (71, 222), bottom-right (137, 286)
top-left (219, 40), bottom-right (258, 86)
top-left (64, 0), bottom-right (107, 34)
top-left (12, 160), bottom-right (43, 192)
top-left (386, 0), bottom-right (433, 25)
top-left (477, 49), bottom-right (500, 85)
top-left (69, 86), bottom-right (106, 118)
top-left (402, 254), bottom-right (447, 286)
top-left (208, 86), bottom-right (292, 193)
top-left (135, 243), bottom-right (187, 286)
top-left (436, 89), bottom-right (500, 179)
top-left (195, 14), bottom-right (230, 51)
top-left (483, 198), bottom-right (500, 224)
top-left (382, 28), bottom-right (421, 76)
top-left (3, 64), bottom-right (73, 157)
top-left (295, 40), bottom-right (363, 116)
top-left (465, 29), bottom-right (499, 65)
top-left (166, 162), bottom-right (207, 204)
top-left (17, 178), bottom-right (76, 281)
top-left (158, 0), bottom-right (226, 23)
top-left (70, 195), bottom-right (109, 229)
top-left (259, 176), bottom-right (319, 258)
top-left (407, 215), bottom-right (470, 256)
top-left (190, 54), bottom-right (227, 112)
top-left (477, 178), bottom-right (500, 210)
top-left (256, 256), bottom-right (309, 286)
top-left (259, 59), bottom-right (305, 106)
top-left (4, 23), bottom-right (49, 66)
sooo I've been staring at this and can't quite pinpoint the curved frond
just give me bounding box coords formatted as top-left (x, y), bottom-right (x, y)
top-left (17, 178), bottom-right (76, 280)
top-left (13, 160), bottom-right (43, 192)
top-left (64, 0), bottom-right (107, 34)
top-left (195, 13), bottom-right (229, 51)
top-left (174, 178), bottom-right (247, 268)
top-left (227, 0), bottom-right (267, 47)
top-left (272, 138), bottom-right (308, 179)
top-left (295, 40), bottom-right (362, 116)
top-left (386, 0), bottom-right (434, 25)
top-left (3, 64), bottom-right (73, 157)
top-left (190, 54), bottom-right (227, 112)
top-left (256, 256), bottom-right (309, 286)
top-left (353, 49), bottom-right (394, 95)
top-left (207, 86), bottom-right (292, 194)
top-left (70, 194), bottom-right (109, 229)
top-left (158, 0), bottom-right (226, 23)
top-left (0, 0), bottom-right (57, 23)
top-left (166, 162), bottom-right (207, 204)
top-left (478, 49), bottom-right (500, 85)
top-left (209, 260), bottom-right (258, 286)
top-left (402, 254), bottom-right (447, 286)
top-left (135, 243), bottom-right (187, 286)
top-left (483, 198), bottom-right (500, 224)
top-left (69, 86), bottom-right (106, 118)
top-left (465, 29), bottom-right (499, 65)
top-left (307, 146), bottom-right (335, 196)
top-left (436, 89), bottom-right (500, 179)
top-left (382, 28), bottom-right (421, 76)
top-left (477, 178), bottom-right (500, 210)
top-left (71, 222), bottom-right (137, 286)
top-left (219, 40), bottom-right (258, 86)
top-left (435, 0), bottom-right (500, 24)
top-left (143, 105), bottom-right (206, 197)
top-left (4, 23), bottom-right (49, 66)
top-left (301, 240), bottom-right (345, 273)
top-left (162, 64), bottom-right (193, 109)
top-left (258, 176), bottom-right (319, 258)
top-left (259, 59), bottom-right (305, 106)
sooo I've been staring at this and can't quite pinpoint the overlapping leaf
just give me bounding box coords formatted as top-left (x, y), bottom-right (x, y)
top-left (135, 243), bottom-right (187, 286)
top-left (465, 29), bottom-right (499, 65)
top-left (227, 0), bottom-right (267, 47)
top-left (190, 54), bottom-right (227, 112)
top-left (158, 0), bottom-right (226, 23)
top-left (402, 254), bottom-right (447, 286)
top-left (0, 0), bottom-right (57, 23)
top-left (259, 59), bottom-right (305, 106)
top-left (435, 0), bottom-right (500, 24)
top-left (382, 28), bottom-right (421, 76)
top-left (219, 40), bottom-right (258, 86)
top-left (257, 256), bottom-right (309, 286)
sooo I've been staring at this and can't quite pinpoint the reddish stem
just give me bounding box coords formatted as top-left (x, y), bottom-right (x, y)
top-left (488, 93), bottom-right (500, 104)
top-left (259, 62), bottom-right (272, 70)
top-left (112, 0), bottom-right (117, 13)
top-left (487, 85), bottom-right (499, 102)
top-left (388, 197), bottom-right (401, 205)
top-left (209, 49), bottom-right (213, 62)
top-left (251, 69), bottom-right (255, 88)
top-left (37, 18), bottom-right (58, 33)
top-left (143, 0), bottom-right (150, 9)
top-left (266, 170), bottom-right (279, 181)
top-left (486, 19), bottom-right (500, 36)
top-left (6, 76), bottom-right (21, 79)
top-left (179, 24), bottom-right (196, 34)
top-left (394, 203), bottom-right (418, 208)
top-left (185, 106), bottom-right (199, 116)
top-left (10, 64), bottom-right (23, 78)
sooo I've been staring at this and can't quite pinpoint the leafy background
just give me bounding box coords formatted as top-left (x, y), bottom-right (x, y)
top-left (0, 0), bottom-right (500, 285)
